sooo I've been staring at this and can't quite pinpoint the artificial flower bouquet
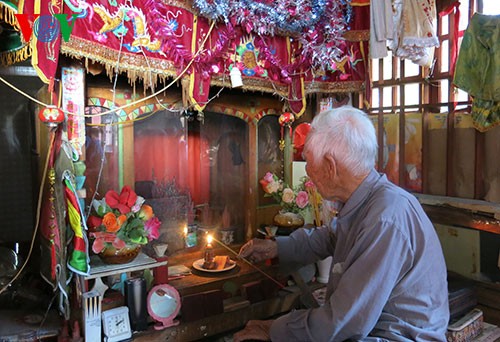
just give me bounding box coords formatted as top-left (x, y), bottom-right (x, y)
top-left (87, 185), bottom-right (161, 254)
top-left (259, 172), bottom-right (312, 214)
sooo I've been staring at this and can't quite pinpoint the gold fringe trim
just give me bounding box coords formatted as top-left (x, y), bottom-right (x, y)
top-left (0, 44), bottom-right (32, 66)
top-left (61, 38), bottom-right (178, 92)
top-left (62, 36), bottom-right (364, 96)
top-left (0, 1), bottom-right (19, 30)
top-left (210, 74), bottom-right (289, 97)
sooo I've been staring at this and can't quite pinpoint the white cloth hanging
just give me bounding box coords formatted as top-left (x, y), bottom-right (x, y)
top-left (389, 0), bottom-right (440, 66)
top-left (370, 0), bottom-right (394, 59)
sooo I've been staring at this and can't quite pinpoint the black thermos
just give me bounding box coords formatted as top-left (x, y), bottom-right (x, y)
top-left (124, 277), bottom-right (148, 331)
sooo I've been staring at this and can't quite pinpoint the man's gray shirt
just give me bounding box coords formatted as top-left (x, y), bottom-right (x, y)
top-left (272, 169), bottom-right (449, 341)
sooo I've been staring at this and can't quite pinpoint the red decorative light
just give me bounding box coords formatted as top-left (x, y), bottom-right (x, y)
top-left (38, 106), bottom-right (65, 128)
top-left (279, 112), bottom-right (295, 126)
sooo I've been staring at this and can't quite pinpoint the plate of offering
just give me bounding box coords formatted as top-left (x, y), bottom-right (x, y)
top-left (192, 256), bottom-right (236, 273)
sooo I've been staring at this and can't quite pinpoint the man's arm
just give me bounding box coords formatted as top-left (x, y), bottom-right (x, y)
top-left (269, 221), bottom-right (412, 341)
top-left (276, 225), bottom-right (336, 266)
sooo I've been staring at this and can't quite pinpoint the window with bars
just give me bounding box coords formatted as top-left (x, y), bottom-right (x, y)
top-left (366, 0), bottom-right (500, 202)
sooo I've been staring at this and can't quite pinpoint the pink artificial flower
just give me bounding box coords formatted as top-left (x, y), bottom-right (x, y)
top-left (91, 232), bottom-right (127, 253)
top-left (144, 217), bottom-right (161, 240)
top-left (305, 180), bottom-right (315, 188)
top-left (296, 191), bottom-right (309, 209)
top-left (131, 196), bottom-right (145, 213)
top-left (263, 172), bottom-right (274, 183)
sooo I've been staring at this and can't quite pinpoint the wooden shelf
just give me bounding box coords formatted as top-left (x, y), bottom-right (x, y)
top-left (414, 194), bottom-right (500, 234)
top-left (84, 252), bottom-right (168, 280)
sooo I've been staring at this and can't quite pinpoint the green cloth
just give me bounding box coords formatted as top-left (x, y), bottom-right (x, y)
top-left (454, 13), bottom-right (500, 132)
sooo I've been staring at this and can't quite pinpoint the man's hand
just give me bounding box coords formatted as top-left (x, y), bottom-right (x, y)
top-left (233, 320), bottom-right (274, 342)
top-left (238, 239), bottom-right (278, 263)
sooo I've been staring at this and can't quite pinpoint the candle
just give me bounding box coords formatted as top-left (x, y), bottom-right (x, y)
top-left (204, 234), bottom-right (214, 263)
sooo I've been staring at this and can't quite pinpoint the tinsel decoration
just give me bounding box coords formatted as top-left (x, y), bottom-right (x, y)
top-left (194, 0), bottom-right (327, 36)
top-left (192, 0), bottom-right (352, 72)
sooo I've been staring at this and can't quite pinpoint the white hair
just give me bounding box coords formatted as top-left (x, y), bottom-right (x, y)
top-left (305, 106), bottom-right (378, 177)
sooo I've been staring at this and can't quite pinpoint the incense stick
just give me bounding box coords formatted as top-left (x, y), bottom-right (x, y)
top-left (212, 237), bottom-right (285, 289)
top-left (307, 187), bottom-right (322, 226)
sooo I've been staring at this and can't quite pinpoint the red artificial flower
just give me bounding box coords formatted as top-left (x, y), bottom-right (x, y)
top-left (105, 185), bottom-right (138, 214)
top-left (87, 215), bottom-right (102, 232)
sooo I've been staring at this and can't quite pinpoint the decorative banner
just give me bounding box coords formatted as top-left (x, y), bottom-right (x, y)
top-left (48, 0), bottom-right (371, 116)
top-left (18, 0), bottom-right (64, 90)
top-left (61, 66), bottom-right (85, 155)
top-left (287, 37), bottom-right (306, 115)
top-left (188, 15), bottom-right (212, 112)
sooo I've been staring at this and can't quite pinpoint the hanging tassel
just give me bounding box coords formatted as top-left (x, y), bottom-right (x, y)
top-left (51, 242), bottom-right (57, 280)
top-left (279, 125), bottom-right (285, 151)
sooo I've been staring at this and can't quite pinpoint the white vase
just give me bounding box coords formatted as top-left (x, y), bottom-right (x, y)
top-left (316, 256), bottom-right (333, 284)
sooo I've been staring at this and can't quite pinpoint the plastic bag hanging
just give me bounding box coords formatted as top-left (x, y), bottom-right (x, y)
top-left (278, 112), bottom-right (295, 151)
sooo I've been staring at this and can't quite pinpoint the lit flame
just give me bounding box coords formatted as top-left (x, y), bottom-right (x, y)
top-left (183, 226), bottom-right (188, 236)
top-left (206, 234), bottom-right (213, 245)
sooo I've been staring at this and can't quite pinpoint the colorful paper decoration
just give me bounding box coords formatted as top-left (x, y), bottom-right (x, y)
top-left (61, 67), bottom-right (86, 155)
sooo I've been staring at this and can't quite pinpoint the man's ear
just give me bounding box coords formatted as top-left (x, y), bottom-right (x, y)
top-left (324, 154), bottom-right (337, 178)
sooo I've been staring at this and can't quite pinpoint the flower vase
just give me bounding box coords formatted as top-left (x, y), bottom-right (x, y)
top-left (273, 211), bottom-right (305, 231)
top-left (98, 245), bottom-right (142, 264)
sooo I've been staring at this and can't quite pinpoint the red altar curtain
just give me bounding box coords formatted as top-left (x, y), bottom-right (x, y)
top-left (134, 135), bottom-right (188, 187)
top-left (187, 132), bottom-right (210, 205)
top-left (134, 133), bottom-right (210, 205)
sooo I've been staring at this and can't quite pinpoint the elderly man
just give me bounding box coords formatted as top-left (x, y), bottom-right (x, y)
top-left (235, 106), bottom-right (449, 341)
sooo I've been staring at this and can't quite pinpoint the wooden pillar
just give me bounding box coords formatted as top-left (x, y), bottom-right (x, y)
top-left (283, 128), bottom-right (293, 186)
top-left (246, 123), bottom-right (258, 240)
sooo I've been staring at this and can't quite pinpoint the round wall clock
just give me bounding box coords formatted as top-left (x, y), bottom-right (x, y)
top-left (147, 284), bottom-right (181, 330)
